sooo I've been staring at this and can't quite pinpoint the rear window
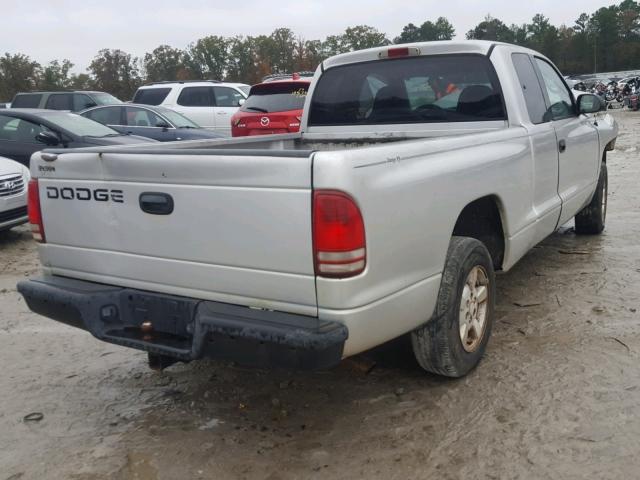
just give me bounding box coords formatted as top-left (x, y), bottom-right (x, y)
top-left (308, 55), bottom-right (506, 126)
top-left (133, 88), bottom-right (171, 106)
top-left (11, 93), bottom-right (42, 108)
top-left (241, 82), bottom-right (309, 113)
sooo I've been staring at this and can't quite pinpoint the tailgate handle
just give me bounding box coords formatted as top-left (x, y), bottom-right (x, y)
top-left (139, 192), bottom-right (174, 215)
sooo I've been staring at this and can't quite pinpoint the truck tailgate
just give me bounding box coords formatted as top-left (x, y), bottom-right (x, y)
top-left (33, 149), bottom-right (317, 316)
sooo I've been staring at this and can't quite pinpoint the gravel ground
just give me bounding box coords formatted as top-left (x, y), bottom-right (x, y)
top-left (1, 110), bottom-right (639, 480)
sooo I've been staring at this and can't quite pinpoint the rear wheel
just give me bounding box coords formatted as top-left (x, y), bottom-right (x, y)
top-left (411, 237), bottom-right (495, 377)
top-left (575, 161), bottom-right (607, 235)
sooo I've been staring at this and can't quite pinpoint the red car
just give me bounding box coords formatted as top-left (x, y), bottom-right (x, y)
top-left (231, 74), bottom-right (311, 136)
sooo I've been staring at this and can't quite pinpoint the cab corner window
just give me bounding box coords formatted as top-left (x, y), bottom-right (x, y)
top-left (512, 53), bottom-right (548, 124)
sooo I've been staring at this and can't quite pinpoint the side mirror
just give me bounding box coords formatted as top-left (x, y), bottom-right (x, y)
top-left (35, 130), bottom-right (60, 146)
top-left (156, 121), bottom-right (170, 130)
top-left (238, 98), bottom-right (245, 106)
top-left (577, 94), bottom-right (605, 114)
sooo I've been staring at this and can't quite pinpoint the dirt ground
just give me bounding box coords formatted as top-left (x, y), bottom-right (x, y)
top-left (1, 111), bottom-right (639, 480)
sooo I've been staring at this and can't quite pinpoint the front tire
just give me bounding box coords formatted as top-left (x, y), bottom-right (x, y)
top-left (575, 161), bottom-right (607, 235)
top-left (411, 237), bottom-right (495, 378)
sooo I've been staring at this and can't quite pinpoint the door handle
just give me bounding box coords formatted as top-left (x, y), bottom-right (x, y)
top-left (558, 139), bottom-right (567, 153)
top-left (139, 192), bottom-right (174, 215)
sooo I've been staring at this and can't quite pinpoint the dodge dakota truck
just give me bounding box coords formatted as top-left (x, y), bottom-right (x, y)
top-left (18, 41), bottom-right (617, 377)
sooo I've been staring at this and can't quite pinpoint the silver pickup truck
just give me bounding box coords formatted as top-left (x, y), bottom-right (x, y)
top-left (18, 41), bottom-right (617, 377)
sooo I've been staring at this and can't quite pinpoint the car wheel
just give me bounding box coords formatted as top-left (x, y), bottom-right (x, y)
top-left (411, 236), bottom-right (495, 377)
top-left (575, 161), bottom-right (607, 235)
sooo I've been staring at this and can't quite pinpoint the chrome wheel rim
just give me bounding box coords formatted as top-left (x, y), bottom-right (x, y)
top-left (459, 265), bottom-right (490, 353)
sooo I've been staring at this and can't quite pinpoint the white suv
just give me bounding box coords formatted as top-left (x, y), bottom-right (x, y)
top-left (132, 81), bottom-right (250, 136)
top-left (0, 155), bottom-right (29, 233)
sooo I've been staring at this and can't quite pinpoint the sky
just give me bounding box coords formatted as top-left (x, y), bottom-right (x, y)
top-left (1, 0), bottom-right (616, 72)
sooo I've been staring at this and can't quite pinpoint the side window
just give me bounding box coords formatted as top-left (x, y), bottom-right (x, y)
top-left (125, 107), bottom-right (164, 127)
top-left (512, 53), bottom-right (548, 124)
top-left (11, 94), bottom-right (42, 108)
top-left (45, 93), bottom-right (73, 110)
top-left (213, 87), bottom-right (243, 107)
top-left (177, 87), bottom-right (214, 107)
top-left (73, 94), bottom-right (96, 112)
top-left (0, 115), bottom-right (44, 142)
top-left (534, 58), bottom-right (575, 121)
top-left (85, 107), bottom-right (122, 125)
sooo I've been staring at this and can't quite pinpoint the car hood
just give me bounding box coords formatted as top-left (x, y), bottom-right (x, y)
top-left (0, 155), bottom-right (27, 176)
top-left (81, 135), bottom-right (157, 145)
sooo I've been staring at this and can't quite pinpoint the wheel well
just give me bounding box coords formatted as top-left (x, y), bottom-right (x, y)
top-left (452, 196), bottom-right (505, 270)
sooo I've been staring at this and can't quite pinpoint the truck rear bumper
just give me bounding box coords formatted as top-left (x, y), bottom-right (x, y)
top-left (17, 276), bottom-right (348, 370)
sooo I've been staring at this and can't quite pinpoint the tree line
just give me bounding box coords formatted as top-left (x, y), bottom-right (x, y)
top-left (1, 0), bottom-right (638, 102)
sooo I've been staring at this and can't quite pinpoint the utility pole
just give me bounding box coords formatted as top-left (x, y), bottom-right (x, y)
top-left (594, 37), bottom-right (597, 74)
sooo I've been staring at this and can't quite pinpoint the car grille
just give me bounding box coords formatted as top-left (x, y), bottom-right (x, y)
top-left (0, 206), bottom-right (27, 223)
top-left (0, 174), bottom-right (25, 197)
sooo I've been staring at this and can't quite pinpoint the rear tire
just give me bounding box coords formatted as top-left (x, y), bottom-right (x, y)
top-left (411, 236), bottom-right (495, 378)
top-left (575, 161), bottom-right (607, 235)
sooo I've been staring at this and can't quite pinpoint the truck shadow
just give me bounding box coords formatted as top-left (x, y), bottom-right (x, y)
top-left (107, 225), bottom-right (611, 474)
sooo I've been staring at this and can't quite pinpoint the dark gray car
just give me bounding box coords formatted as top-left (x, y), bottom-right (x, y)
top-left (11, 91), bottom-right (122, 112)
top-left (0, 109), bottom-right (155, 167)
top-left (80, 104), bottom-right (226, 141)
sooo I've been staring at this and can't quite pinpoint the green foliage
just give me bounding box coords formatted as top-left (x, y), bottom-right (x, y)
top-left (88, 49), bottom-right (141, 100)
top-left (395, 17), bottom-right (455, 43)
top-left (2, 2), bottom-right (640, 101)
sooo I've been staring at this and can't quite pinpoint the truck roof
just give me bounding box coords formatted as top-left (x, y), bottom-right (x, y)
top-left (322, 40), bottom-right (535, 69)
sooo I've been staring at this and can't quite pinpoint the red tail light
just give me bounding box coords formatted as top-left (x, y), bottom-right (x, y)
top-left (313, 190), bottom-right (366, 278)
top-left (28, 179), bottom-right (45, 243)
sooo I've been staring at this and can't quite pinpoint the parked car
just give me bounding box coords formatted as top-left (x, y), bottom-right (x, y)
top-left (19, 41), bottom-right (617, 378)
top-left (231, 73), bottom-right (312, 136)
top-left (0, 103), bottom-right (10, 109)
top-left (0, 155), bottom-right (29, 232)
top-left (80, 104), bottom-right (226, 142)
top-left (132, 80), bottom-right (250, 135)
top-left (0, 110), bottom-right (155, 166)
top-left (11, 91), bottom-right (122, 112)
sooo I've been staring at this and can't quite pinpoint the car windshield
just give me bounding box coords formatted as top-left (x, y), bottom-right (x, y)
top-left (239, 85), bottom-right (251, 96)
top-left (157, 108), bottom-right (199, 128)
top-left (241, 82), bottom-right (309, 113)
top-left (91, 93), bottom-right (122, 106)
top-left (43, 112), bottom-right (120, 137)
top-left (309, 54), bottom-right (506, 126)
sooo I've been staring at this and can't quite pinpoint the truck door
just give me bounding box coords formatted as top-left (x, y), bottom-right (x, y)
top-left (534, 58), bottom-right (600, 226)
top-left (511, 53), bottom-right (562, 243)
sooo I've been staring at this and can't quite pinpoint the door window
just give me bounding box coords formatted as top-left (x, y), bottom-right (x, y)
top-left (177, 87), bottom-right (214, 107)
top-left (0, 115), bottom-right (44, 142)
top-left (213, 87), bottom-right (244, 107)
top-left (45, 93), bottom-right (73, 110)
top-left (84, 106), bottom-right (122, 125)
top-left (534, 58), bottom-right (575, 121)
top-left (11, 94), bottom-right (42, 108)
top-left (512, 54), bottom-right (548, 124)
top-left (73, 94), bottom-right (96, 111)
top-left (125, 107), bottom-right (165, 127)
